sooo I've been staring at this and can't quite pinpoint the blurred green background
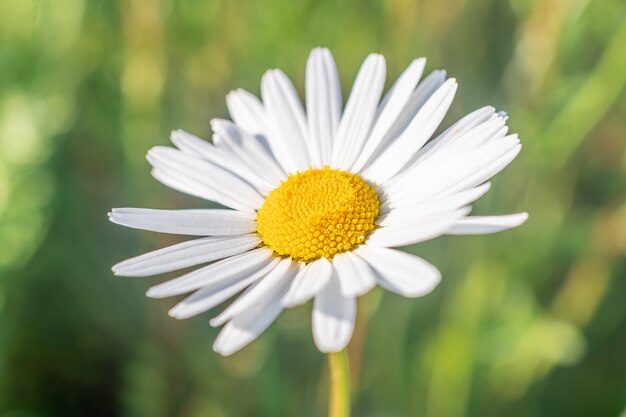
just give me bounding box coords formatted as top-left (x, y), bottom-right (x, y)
top-left (1, 0), bottom-right (625, 416)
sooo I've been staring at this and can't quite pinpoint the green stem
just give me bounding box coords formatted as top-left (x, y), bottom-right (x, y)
top-left (328, 350), bottom-right (350, 417)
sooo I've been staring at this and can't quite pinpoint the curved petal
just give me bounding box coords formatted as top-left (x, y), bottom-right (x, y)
top-left (355, 245), bottom-right (441, 298)
top-left (312, 274), bottom-right (356, 353)
top-left (306, 48), bottom-right (342, 168)
top-left (112, 234), bottom-right (261, 277)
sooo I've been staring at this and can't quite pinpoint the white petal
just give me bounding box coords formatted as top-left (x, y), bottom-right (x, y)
top-left (387, 111), bottom-right (505, 189)
top-left (145, 247), bottom-right (274, 298)
top-left (363, 78), bottom-right (457, 183)
top-left (366, 207), bottom-right (471, 247)
top-left (151, 168), bottom-right (217, 204)
top-left (112, 234), bottom-right (261, 277)
top-left (261, 69), bottom-right (310, 172)
top-left (416, 138), bottom-right (521, 202)
top-left (210, 258), bottom-right (297, 327)
top-left (170, 129), bottom-right (219, 160)
top-left (355, 245), bottom-right (441, 298)
top-left (306, 48), bottom-right (342, 168)
top-left (147, 147), bottom-right (264, 212)
top-left (355, 70), bottom-right (446, 176)
top-left (379, 70), bottom-right (448, 144)
top-left (168, 257), bottom-right (280, 319)
top-left (350, 58), bottom-right (426, 173)
top-left (383, 136), bottom-right (521, 209)
top-left (445, 116), bottom-right (508, 152)
top-left (281, 257), bottom-right (333, 308)
top-left (312, 274), bottom-right (356, 353)
top-left (440, 142), bottom-right (521, 197)
top-left (395, 106), bottom-right (497, 173)
top-left (226, 89), bottom-right (270, 138)
top-left (171, 128), bottom-right (276, 195)
top-left (210, 119), bottom-right (286, 190)
top-left (213, 274), bottom-right (290, 356)
top-left (332, 54), bottom-right (386, 170)
top-left (379, 183), bottom-right (491, 224)
top-left (108, 208), bottom-right (257, 236)
top-left (332, 251), bottom-right (377, 297)
top-left (446, 213), bottom-right (528, 235)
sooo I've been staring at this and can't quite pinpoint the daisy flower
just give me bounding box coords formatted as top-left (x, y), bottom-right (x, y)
top-left (110, 48), bottom-right (527, 356)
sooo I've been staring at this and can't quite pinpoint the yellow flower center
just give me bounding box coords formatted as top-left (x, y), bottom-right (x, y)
top-left (257, 167), bottom-right (379, 261)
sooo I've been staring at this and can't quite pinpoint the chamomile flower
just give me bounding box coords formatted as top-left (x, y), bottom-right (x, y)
top-left (110, 48), bottom-right (527, 356)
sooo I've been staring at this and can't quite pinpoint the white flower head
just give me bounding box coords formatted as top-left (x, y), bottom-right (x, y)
top-left (110, 48), bottom-right (527, 356)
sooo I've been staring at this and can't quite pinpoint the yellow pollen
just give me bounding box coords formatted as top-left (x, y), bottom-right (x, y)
top-left (257, 167), bottom-right (379, 261)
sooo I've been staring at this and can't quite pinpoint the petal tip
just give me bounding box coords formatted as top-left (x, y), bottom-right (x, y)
top-left (515, 212), bottom-right (529, 224)
top-left (145, 287), bottom-right (163, 298)
top-left (212, 341), bottom-right (235, 357)
top-left (209, 316), bottom-right (224, 328)
top-left (168, 306), bottom-right (186, 320)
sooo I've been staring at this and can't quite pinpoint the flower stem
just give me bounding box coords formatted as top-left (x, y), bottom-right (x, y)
top-left (328, 349), bottom-right (350, 417)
